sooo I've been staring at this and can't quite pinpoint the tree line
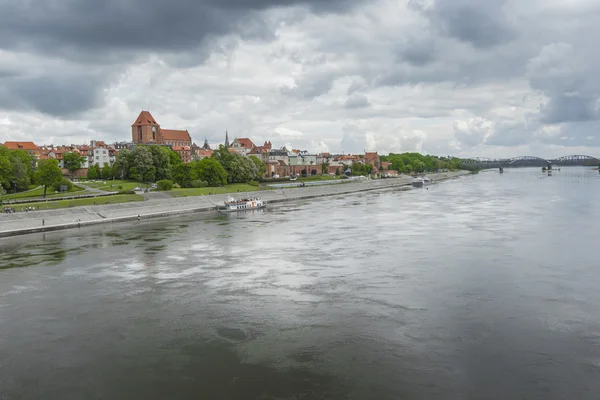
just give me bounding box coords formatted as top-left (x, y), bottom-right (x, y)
top-left (379, 153), bottom-right (463, 173)
top-left (1, 146), bottom-right (68, 197)
top-left (107, 144), bottom-right (267, 188)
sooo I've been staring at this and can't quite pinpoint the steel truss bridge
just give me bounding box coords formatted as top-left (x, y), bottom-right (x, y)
top-left (461, 155), bottom-right (600, 169)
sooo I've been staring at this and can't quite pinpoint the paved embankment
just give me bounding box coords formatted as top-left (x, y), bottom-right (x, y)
top-left (0, 171), bottom-right (469, 237)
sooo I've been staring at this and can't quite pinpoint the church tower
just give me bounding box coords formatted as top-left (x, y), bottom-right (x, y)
top-left (202, 137), bottom-right (211, 150)
top-left (131, 111), bottom-right (160, 144)
top-left (224, 130), bottom-right (230, 147)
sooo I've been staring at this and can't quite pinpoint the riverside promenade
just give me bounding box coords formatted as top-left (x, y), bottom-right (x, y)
top-left (0, 171), bottom-right (469, 237)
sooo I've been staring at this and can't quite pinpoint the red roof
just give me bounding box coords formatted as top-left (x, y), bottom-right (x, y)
top-left (172, 145), bottom-right (191, 151)
top-left (161, 129), bottom-right (191, 142)
top-left (132, 111), bottom-right (158, 126)
top-left (365, 152), bottom-right (379, 160)
top-left (3, 141), bottom-right (39, 151)
top-left (197, 149), bottom-right (214, 157)
top-left (234, 138), bottom-right (255, 149)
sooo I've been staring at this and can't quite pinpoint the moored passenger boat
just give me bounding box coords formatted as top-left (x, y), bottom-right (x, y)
top-left (217, 197), bottom-right (266, 213)
top-left (412, 178), bottom-right (424, 187)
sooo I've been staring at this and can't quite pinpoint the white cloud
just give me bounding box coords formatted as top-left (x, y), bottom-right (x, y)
top-left (1, 0), bottom-right (600, 158)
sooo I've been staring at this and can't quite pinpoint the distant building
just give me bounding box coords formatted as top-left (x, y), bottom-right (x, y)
top-left (173, 145), bottom-right (192, 163)
top-left (131, 111), bottom-right (192, 147)
top-left (3, 141), bottom-right (41, 159)
top-left (364, 152), bottom-right (380, 171)
top-left (230, 138), bottom-right (255, 155)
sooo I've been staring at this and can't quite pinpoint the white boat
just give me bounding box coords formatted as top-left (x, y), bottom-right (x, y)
top-left (217, 197), bottom-right (266, 213)
top-left (423, 176), bottom-right (431, 184)
top-left (411, 178), bottom-right (424, 187)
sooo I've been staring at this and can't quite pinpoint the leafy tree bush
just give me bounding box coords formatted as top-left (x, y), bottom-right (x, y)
top-left (156, 179), bottom-right (173, 191)
top-left (63, 152), bottom-right (86, 177)
top-left (172, 163), bottom-right (192, 188)
top-left (191, 180), bottom-right (208, 188)
top-left (34, 158), bottom-right (63, 197)
top-left (87, 164), bottom-right (101, 179)
top-left (249, 180), bottom-right (259, 187)
top-left (53, 178), bottom-right (73, 192)
top-left (249, 155), bottom-right (266, 177)
top-left (211, 145), bottom-right (258, 183)
top-left (190, 157), bottom-right (228, 186)
top-left (101, 163), bottom-right (114, 179)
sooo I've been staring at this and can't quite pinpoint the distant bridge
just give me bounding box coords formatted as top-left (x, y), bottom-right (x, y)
top-left (461, 155), bottom-right (600, 169)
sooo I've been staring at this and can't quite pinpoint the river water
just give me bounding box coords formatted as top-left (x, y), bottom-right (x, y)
top-left (1, 167), bottom-right (600, 399)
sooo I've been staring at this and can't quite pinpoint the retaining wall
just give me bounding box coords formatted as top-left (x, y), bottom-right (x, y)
top-left (0, 171), bottom-right (469, 238)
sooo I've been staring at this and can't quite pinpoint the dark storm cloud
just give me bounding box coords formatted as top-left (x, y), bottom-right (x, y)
top-left (344, 94), bottom-right (371, 109)
top-left (414, 0), bottom-right (516, 49)
top-left (0, 0), bottom-right (363, 59)
top-left (400, 39), bottom-right (437, 66)
top-left (0, 72), bottom-right (108, 116)
top-left (540, 94), bottom-right (599, 125)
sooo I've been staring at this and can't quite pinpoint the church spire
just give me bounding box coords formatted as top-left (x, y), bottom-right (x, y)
top-left (224, 130), bottom-right (230, 147)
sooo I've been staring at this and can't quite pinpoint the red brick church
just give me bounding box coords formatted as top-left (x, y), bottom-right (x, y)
top-left (131, 111), bottom-right (192, 147)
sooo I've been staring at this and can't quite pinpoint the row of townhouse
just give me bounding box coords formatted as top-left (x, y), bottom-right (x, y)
top-left (209, 134), bottom-right (391, 178)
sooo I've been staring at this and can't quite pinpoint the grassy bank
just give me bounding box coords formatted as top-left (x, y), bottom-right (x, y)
top-left (169, 183), bottom-right (265, 197)
top-left (77, 180), bottom-right (144, 192)
top-left (298, 175), bottom-right (337, 182)
top-left (1, 185), bottom-right (87, 201)
top-left (3, 194), bottom-right (144, 210)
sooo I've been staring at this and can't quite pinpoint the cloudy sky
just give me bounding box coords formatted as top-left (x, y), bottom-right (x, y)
top-left (1, 0), bottom-right (599, 158)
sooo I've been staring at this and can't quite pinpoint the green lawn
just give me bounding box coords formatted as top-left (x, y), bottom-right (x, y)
top-left (169, 184), bottom-right (266, 197)
top-left (4, 194), bottom-right (144, 210)
top-left (77, 180), bottom-right (145, 192)
top-left (0, 185), bottom-right (87, 201)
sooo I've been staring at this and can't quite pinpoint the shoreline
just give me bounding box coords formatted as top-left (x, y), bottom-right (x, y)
top-left (0, 171), bottom-right (469, 238)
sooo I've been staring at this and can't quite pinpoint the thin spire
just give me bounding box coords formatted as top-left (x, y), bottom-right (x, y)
top-left (225, 130), bottom-right (230, 147)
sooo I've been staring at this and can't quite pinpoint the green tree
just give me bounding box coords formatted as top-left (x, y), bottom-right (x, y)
top-left (190, 158), bottom-right (227, 187)
top-left (101, 163), bottom-right (114, 179)
top-left (322, 163), bottom-right (329, 174)
top-left (148, 145), bottom-right (172, 181)
top-left (172, 163), bottom-right (192, 188)
top-left (87, 164), bottom-right (101, 179)
top-left (168, 149), bottom-right (183, 166)
top-left (34, 158), bottom-right (63, 197)
top-left (129, 167), bottom-right (139, 181)
top-left (156, 179), bottom-right (173, 191)
top-left (248, 155), bottom-right (266, 178)
top-left (130, 146), bottom-right (154, 182)
top-left (63, 152), bottom-right (86, 177)
top-left (211, 145), bottom-right (257, 183)
top-left (10, 155), bottom-right (30, 191)
top-left (0, 146), bottom-right (12, 191)
top-left (143, 165), bottom-right (156, 183)
top-left (0, 149), bottom-right (35, 192)
top-left (113, 149), bottom-right (131, 180)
